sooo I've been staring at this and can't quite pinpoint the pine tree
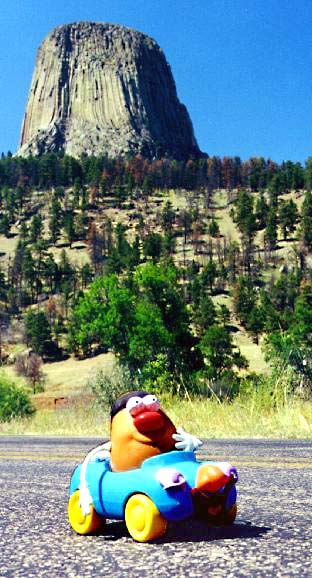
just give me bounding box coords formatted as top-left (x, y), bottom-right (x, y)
top-left (301, 190), bottom-right (312, 248)
top-left (24, 310), bottom-right (53, 355)
top-left (143, 233), bottom-right (163, 263)
top-left (279, 200), bottom-right (298, 240)
top-left (235, 190), bottom-right (256, 241)
top-left (265, 206), bottom-right (278, 250)
top-left (255, 193), bottom-right (269, 229)
top-left (64, 213), bottom-right (76, 247)
top-left (29, 214), bottom-right (43, 244)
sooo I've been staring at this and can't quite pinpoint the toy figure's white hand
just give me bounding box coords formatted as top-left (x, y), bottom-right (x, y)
top-left (78, 441), bottom-right (111, 515)
top-left (79, 483), bottom-right (93, 515)
top-left (172, 427), bottom-right (203, 452)
top-left (94, 449), bottom-right (111, 461)
top-left (94, 441), bottom-right (111, 461)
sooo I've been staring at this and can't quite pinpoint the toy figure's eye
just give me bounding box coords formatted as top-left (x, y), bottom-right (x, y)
top-left (142, 394), bottom-right (160, 411)
top-left (126, 396), bottom-right (145, 416)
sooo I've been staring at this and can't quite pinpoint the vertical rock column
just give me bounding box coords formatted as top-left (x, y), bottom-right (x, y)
top-left (18, 22), bottom-right (201, 160)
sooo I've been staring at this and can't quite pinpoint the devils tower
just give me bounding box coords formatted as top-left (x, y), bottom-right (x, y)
top-left (17, 22), bottom-right (200, 159)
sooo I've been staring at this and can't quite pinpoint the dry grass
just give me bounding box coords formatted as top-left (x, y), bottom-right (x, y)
top-left (233, 331), bottom-right (268, 374)
top-left (49, 243), bottom-right (90, 268)
top-left (0, 396), bottom-right (311, 438)
top-left (165, 396), bottom-right (312, 439)
top-left (42, 352), bottom-right (115, 397)
top-left (215, 215), bottom-right (240, 246)
top-left (211, 293), bottom-right (269, 374)
top-left (0, 233), bottom-right (18, 263)
top-left (1, 352), bottom-right (115, 398)
top-left (0, 402), bottom-right (110, 436)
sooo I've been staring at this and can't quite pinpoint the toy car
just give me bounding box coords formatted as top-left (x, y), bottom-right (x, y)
top-left (68, 450), bottom-right (238, 542)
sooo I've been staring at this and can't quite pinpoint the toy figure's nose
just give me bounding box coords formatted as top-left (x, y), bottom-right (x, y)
top-left (134, 411), bottom-right (165, 433)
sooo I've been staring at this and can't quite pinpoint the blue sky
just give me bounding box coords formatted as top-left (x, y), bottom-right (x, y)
top-left (1, 0), bottom-right (311, 163)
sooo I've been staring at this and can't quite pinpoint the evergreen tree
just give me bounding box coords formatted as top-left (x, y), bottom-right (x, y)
top-left (199, 325), bottom-right (247, 381)
top-left (0, 266), bottom-right (6, 301)
top-left (279, 200), bottom-right (298, 240)
top-left (265, 206), bottom-right (278, 250)
top-left (291, 282), bottom-right (312, 347)
top-left (208, 219), bottom-right (220, 237)
top-left (255, 193), bottom-right (269, 229)
top-left (88, 222), bottom-right (104, 271)
top-left (24, 310), bottom-right (53, 355)
top-left (301, 190), bottom-right (312, 248)
top-left (235, 190), bottom-right (256, 241)
top-left (192, 295), bottom-right (216, 336)
top-left (304, 157), bottom-right (312, 190)
top-left (29, 214), bottom-right (43, 244)
top-left (129, 236), bottom-right (141, 269)
top-left (179, 209), bottom-right (193, 244)
top-left (42, 254), bottom-right (58, 293)
top-left (162, 231), bottom-right (176, 256)
top-left (22, 247), bottom-right (36, 301)
top-left (0, 213), bottom-right (10, 236)
top-left (64, 212), bottom-right (76, 247)
top-left (19, 220), bottom-right (28, 241)
top-left (49, 198), bottom-right (63, 243)
top-left (80, 263), bottom-right (93, 288)
top-left (201, 260), bottom-right (217, 294)
top-left (233, 276), bottom-right (258, 326)
top-left (218, 304), bottom-right (231, 327)
top-left (268, 172), bottom-right (285, 205)
top-left (143, 233), bottom-right (163, 262)
top-left (161, 200), bottom-right (175, 233)
top-left (73, 177), bottom-right (82, 208)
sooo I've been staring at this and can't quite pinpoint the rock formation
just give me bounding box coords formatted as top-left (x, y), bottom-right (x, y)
top-left (17, 22), bottom-right (201, 160)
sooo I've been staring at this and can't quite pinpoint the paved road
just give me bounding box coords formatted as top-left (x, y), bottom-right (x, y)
top-left (0, 437), bottom-right (311, 578)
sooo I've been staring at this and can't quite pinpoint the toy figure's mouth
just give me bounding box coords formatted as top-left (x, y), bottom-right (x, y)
top-left (133, 411), bottom-right (165, 435)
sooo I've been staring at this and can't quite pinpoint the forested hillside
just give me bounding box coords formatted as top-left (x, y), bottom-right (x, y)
top-left (0, 153), bottom-right (311, 401)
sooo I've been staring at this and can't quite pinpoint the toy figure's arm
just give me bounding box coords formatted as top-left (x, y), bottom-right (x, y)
top-left (172, 427), bottom-right (203, 452)
top-left (79, 441), bottom-right (111, 515)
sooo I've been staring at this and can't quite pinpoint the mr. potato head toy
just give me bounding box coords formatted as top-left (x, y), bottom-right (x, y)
top-left (77, 391), bottom-right (238, 519)
top-left (78, 391), bottom-right (203, 508)
top-left (109, 390), bottom-right (202, 471)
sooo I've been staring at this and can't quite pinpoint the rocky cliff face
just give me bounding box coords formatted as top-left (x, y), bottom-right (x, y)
top-left (17, 22), bottom-right (201, 160)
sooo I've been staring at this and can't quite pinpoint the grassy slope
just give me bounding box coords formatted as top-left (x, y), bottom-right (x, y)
top-left (0, 187), bottom-right (271, 374)
top-left (0, 187), bottom-right (311, 437)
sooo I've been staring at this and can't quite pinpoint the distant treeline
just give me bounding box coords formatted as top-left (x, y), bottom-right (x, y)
top-left (0, 152), bottom-right (311, 192)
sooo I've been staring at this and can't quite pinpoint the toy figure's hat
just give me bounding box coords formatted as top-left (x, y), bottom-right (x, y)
top-left (110, 391), bottom-right (149, 421)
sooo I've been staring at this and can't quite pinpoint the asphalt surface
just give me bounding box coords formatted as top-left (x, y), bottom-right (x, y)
top-left (0, 436), bottom-right (311, 578)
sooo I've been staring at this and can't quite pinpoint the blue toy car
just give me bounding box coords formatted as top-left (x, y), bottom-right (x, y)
top-left (68, 450), bottom-right (238, 542)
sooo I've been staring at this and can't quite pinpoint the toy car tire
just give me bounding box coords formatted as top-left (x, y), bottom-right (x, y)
top-left (68, 490), bottom-right (104, 535)
top-left (125, 493), bottom-right (167, 542)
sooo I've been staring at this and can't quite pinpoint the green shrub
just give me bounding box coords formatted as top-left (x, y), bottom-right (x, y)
top-left (138, 354), bottom-right (176, 395)
top-left (89, 359), bottom-right (133, 407)
top-left (0, 373), bottom-right (35, 422)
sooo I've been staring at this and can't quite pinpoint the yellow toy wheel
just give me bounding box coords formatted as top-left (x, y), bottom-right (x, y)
top-left (68, 490), bottom-right (104, 535)
top-left (125, 494), bottom-right (167, 542)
